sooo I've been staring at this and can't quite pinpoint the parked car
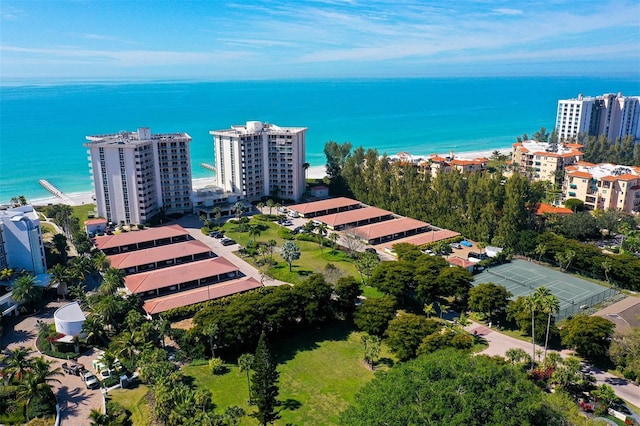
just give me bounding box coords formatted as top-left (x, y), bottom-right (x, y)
top-left (82, 371), bottom-right (100, 389)
top-left (209, 231), bottom-right (224, 238)
top-left (221, 238), bottom-right (237, 246)
top-left (365, 248), bottom-right (377, 254)
top-left (292, 226), bottom-right (303, 234)
top-left (468, 251), bottom-right (488, 260)
top-left (450, 242), bottom-right (462, 249)
top-left (280, 220), bottom-right (293, 227)
top-left (460, 240), bottom-right (473, 247)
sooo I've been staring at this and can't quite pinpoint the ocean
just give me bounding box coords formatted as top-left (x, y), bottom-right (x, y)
top-left (1, 77), bottom-right (638, 203)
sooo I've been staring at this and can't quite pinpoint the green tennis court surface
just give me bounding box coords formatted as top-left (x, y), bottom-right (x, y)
top-left (472, 259), bottom-right (617, 319)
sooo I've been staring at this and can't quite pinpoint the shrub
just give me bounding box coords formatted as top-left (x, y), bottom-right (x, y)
top-left (208, 357), bottom-right (226, 375)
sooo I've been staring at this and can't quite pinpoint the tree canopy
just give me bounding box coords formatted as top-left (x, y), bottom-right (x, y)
top-left (341, 349), bottom-right (563, 426)
top-left (560, 315), bottom-right (615, 359)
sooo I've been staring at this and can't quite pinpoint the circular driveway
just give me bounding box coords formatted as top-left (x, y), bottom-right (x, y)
top-left (2, 300), bottom-right (103, 425)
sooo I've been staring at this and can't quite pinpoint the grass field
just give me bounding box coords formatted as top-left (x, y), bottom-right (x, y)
top-left (70, 203), bottom-right (97, 222)
top-left (108, 384), bottom-right (151, 426)
top-left (183, 321), bottom-right (393, 425)
top-left (221, 219), bottom-right (361, 285)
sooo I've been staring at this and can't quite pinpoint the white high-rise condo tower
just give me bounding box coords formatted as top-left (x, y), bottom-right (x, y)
top-left (556, 93), bottom-right (640, 142)
top-left (85, 128), bottom-right (193, 225)
top-left (210, 121), bottom-right (308, 202)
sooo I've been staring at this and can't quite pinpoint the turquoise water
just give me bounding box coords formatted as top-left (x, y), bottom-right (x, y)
top-left (1, 77), bottom-right (638, 202)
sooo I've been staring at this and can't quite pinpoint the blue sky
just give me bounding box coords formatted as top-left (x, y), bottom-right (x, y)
top-left (1, 0), bottom-right (639, 80)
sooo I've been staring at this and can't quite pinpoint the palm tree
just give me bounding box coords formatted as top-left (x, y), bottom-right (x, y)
top-left (213, 206), bottom-right (222, 227)
top-left (525, 293), bottom-right (540, 369)
top-left (233, 202), bottom-right (244, 220)
top-left (249, 224), bottom-right (262, 244)
top-left (89, 409), bottom-right (110, 425)
top-left (281, 241), bottom-right (301, 271)
top-left (82, 315), bottom-right (108, 345)
top-left (11, 274), bottom-right (43, 310)
top-left (266, 199), bottom-right (275, 215)
top-left (505, 348), bottom-right (528, 366)
top-left (539, 291), bottom-right (560, 360)
top-left (100, 267), bottom-right (125, 295)
top-left (534, 243), bottom-right (547, 262)
top-left (17, 357), bottom-right (62, 421)
top-left (601, 259), bottom-right (612, 284)
top-left (267, 239), bottom-right (277, 263)
top-left (4, 347), bottom-right (33, 382)
top-left (70, 254), bottom-right (96, 281)
top-left (302, 162), bottom-right (310, 181)
top-left (316, 223), bottom-right (328, 252)
top-left (92, 251), bottom-right (111, 273)
top-left (423, 303), bottom-right (436, 318)
top-left (49, 263), bottom-right (71, 296)
top-left (256, 202), bottom-right (265, 214)
top-left (238, 353), bottom-right (254, 404)
top-left (326, 233), bottom-right (338, 254)
top-left (203, 323), bottom-right (219, 358)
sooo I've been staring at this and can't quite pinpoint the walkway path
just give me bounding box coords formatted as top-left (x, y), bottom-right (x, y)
top-left (465, 321), bottom-right (640, 409)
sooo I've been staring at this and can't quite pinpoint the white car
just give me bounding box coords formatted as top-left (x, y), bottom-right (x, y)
top-left (82, 371), bottom-right (100, 389)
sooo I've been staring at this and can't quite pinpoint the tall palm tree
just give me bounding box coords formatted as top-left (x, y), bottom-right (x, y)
top-left (540, 292), bottom-right (560, 360)
top-left (233, 202), bottom-right (244, 220)
top-left (525, 292), bottom-right (541, 369)
top-left (213, 207), bottom-right (222, 227)
top-left (238, 353), bottom-right (254, 404)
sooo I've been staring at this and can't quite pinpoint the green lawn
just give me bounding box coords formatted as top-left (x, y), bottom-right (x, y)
top-left (184, 321), bottom-right (394, 425)
top-left (221, 219), bottom-right (361, 285)
top-left (108, 384), bottom-right (151, 426)
top-left (71, 203), bottom-right (97, 222)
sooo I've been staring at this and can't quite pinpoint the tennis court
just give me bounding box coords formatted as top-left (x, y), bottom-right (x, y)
top-left (472, 259), bottom-right (617, 319)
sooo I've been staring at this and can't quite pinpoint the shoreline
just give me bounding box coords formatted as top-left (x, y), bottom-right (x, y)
top-left (26, 146), bottom-right (511, 206)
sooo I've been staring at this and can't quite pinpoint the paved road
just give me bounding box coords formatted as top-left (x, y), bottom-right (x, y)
top-left (466, 321), bottom-right (640, 409)
top-left (2, 300), bottom-right (103, 425)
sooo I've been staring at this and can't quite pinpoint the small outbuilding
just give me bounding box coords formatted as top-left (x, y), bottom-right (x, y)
top-left (309, 185), bottom-right (329, 198)
top-left (54, 302), bottom-right (86, 337)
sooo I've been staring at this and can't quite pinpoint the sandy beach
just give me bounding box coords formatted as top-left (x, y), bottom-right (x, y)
top-left (28, 147), bottom-right (510, 206)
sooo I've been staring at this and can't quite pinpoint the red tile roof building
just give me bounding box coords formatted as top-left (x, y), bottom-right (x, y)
top-left (512, 141), bottom-right (584, 182)
top-left (313, 207), bottom-right (395, 230)
top-left (287, 197), bottom-right (361, 218)
top-left (350, 217), bottom-right (430, 245)
top-left (94, 224), bottom-right (260, 315)
top-left (563, 163), bottom-right (640, 213)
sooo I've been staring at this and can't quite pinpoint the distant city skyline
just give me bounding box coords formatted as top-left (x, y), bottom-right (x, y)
top-left (1, 0), bottom-right (639, 81)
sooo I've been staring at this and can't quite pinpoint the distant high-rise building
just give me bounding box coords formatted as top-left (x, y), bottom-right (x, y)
top-left (0, 205), bottom-right (46, 275)
top-left (210, 121), bottom-right (308, 202)
top-left (85, 128), bottom-right (193, 225)
top-left (555, 93), bottom-right (640, 142)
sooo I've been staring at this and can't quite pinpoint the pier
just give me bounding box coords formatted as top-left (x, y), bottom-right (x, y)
top-left (200, 162), bottom-right (216, 172)
top-left (38, 179), bottom-right (74, 205)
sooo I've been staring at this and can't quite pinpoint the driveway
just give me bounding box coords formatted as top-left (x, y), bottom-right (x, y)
top-left (465, 321), bottom-right (640, 409)
top-left (2, 300), bottom-right (104, 425)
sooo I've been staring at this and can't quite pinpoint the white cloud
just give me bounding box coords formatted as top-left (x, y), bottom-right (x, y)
top-left (492, 8), bottom-right (524, 16)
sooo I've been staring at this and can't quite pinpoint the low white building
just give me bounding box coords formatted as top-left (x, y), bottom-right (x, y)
top-left (192, 186), bottom-right (243, 218)
top-left (54, 302), bottom-right (86, 336)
